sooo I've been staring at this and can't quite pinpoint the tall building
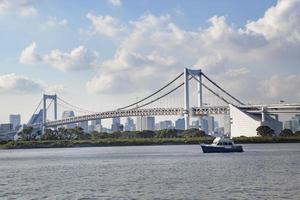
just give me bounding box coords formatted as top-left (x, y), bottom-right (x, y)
top-left (291, 115), bottom-right (300, 132)
top-left (9, 114), bottom-right (21, 130)
top-left (159, 120), bottom-right (172, 130)
top-left (136, 116), bottom-right (155, 131)
top-left (175, 118), bottom-right (185, 130)
top-left (284, 120), bottom-right (293, 130)
top-left (111, 117), bottom-right (123, 131)
top-left (223, 114), bottom-right (231, 136)
top-left (0, 123), bottom-right (13, 133)
top-left (78, 121), bottom-right (88, 132)
top-left (191, 120), bottom-right (200, 129)
top-left (91, 119), bottom-right (102, 132)
top-left (201, 118), bottom-right (208, 133)
top-left (62, 110), bottom-right (76, 129)
top-left (124, 117), bottom-right (135, 131)
top-left (204, 116), bottom-right (215, 134)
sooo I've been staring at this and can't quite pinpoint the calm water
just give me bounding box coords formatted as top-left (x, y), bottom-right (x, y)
top-left (0, 144), bottom-right (299, 200)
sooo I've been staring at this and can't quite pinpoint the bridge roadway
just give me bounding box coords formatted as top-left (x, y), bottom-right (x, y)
top-left (45, 106), bottom-right (230, 127)
top-left (31, 103), bottom-right (299, 128)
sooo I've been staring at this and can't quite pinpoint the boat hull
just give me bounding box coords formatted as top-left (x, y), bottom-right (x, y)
top-left (201, 145), bottom-right (243, 153)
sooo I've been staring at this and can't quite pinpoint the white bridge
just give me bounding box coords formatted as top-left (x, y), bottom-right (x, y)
top-left (25, 68), bottom-right (300, 137)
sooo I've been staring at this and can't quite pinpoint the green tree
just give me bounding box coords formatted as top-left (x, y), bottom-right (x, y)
top-left (41, 129), bottom-right (59, 140)
top-left (19, 126), bottom-right (34, 141)
top-left (256, 125), bottom-right (274, 137)
top-left (156, 129), bottom-right (178, 138)
top-left (279, 129), bottom-right (294, 137)
top-left (294, 131), bottom-right (300, 136)
top-left (182, 128), bottom-right (207, 137)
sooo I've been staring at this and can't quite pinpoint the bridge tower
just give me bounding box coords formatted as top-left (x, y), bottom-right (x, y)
top-left (184, 68), bottom-right (203, 130)
top-left (42, 94), bottom-right (58, 133)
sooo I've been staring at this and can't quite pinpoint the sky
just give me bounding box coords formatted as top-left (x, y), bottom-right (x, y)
top-left (0, 0), bottom-right (299, 124)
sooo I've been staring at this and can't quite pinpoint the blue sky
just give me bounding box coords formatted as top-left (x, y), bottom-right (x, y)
top-left (0, 0), bottom-right (299, 124)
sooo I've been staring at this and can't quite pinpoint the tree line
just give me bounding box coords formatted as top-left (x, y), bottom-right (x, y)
top-left (18, 127), bottom-right (209, 141)
top-left (256, 125), bottom-right (300, 137)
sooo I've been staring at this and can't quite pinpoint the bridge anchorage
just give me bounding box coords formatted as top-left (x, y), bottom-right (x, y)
top-left (25, 67), bottom-right (300, 138)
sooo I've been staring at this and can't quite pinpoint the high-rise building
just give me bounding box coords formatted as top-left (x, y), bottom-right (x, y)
top-left (191, 120), bottom-right (200, 129)
top-left (284, 120), bottom-right (293, 130)
top-left (111, 117), bottom-right (123, 131)
top-left (159, 120), bottom-right (172, 130)
top-left (62, 110), bottom-right (76, 129)
top-left (91, 119), bottom-right (102, 132)
top-left (201, 118), bottom-right (208, 133)
top-left (124, 117), bottom-right (135, 131)
top-left (204, 116), bottom-right (215, 134)
top-left (78, 121), bottom-right (88, 132)
top-left (291, 115), bottom-right (300, 132)
top-left (0, 123), bottom-right (13, 133)
top-left (9, 114), bottom-right (21, 130)
top-left (136, 116), bottom-right (155, 131)
top-left (175, 118), bottom-right (185, 130)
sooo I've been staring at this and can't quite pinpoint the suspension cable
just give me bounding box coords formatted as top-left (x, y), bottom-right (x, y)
top-left (57, 97), bottom-right (96, 113)
top-left (201, 72), bottom-right (245, 105)
top-left (117, 72), bottom-right (184, 110)
top-left (133, 76), bottom-right (193, 109)
top-left (132, 83), bottom-right (184, 109)
top-left (190, 74), bottom-right (231, 105)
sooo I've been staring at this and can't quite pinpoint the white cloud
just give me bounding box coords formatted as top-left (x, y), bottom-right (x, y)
top-left (19, 42), bottom-right (42, 64)
top-left (108, 0), bottom-right (122, 7)
top-left (85, 13), bottom-right (127, 38)
top-left (83, 0), bottom-right (300, 104)
top-left (246, 0), bottom-right (300, 42)
top-left (0, 0), bottom-right (37, 16)
top-left (259, 74), bottom-right (300, 101)
top-left (20, 42), bottom-right (98, 72)
top-left (45, 16), bottom-right (68, 28)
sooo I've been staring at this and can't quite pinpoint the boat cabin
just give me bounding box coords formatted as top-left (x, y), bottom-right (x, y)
top-left (212, 137), bottom-right (234, 146)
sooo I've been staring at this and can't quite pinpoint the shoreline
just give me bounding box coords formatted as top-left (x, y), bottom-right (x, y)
top-left (1, 137), bottom-right (300, 149)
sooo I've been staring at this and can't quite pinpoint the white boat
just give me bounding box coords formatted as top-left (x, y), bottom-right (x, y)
top-left (201, 137), bottom-right (243, 153)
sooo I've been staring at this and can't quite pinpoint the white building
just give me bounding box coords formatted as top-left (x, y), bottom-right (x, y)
top-left (136, 116), bottom-right (155, 131)
top-left (229, 105), bottom-right (282, 137)
top-left (9, 114), bottom-right (21, 130)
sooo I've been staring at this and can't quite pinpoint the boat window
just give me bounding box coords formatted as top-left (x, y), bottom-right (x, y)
top-left (228, 142), bottom-right (233, 145)
top-left (218, 142), bottom-right (223, 145)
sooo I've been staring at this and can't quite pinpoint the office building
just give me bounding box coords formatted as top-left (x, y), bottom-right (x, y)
top-left (62, 110), bottom-right (76, 129)
top-left (291, 115), bottom-right (300, 132)
top-left (9, 114), bottom-right (21, 130)
top-left (175, 118), bottom-right (185, 130)
top-left (124, 117), bottom-right (135, 131)
top-left (136, 116), bottom-right (155, 131)
top-left (159, 120), bottom-right (172, 130)
top-left (78, 121), bottom-right (88, 132)
top-left (284, 120), bottom-right (293, 130)
top-left (112, 117), bottom-right (123, 131)
top-left (0, 123), bottom-right (13, 133)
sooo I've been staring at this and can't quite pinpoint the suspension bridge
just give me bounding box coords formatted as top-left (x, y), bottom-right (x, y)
top-left (27, 68), bottom-right (300, 137)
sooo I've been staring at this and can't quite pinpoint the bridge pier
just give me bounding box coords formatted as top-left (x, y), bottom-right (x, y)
top-left (184, 68), bottom-right (203, 130)
top-left (42, 94), bottom-right (58, 134)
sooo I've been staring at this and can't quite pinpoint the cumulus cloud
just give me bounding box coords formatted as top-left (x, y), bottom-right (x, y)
top-left (82, 0), bottom-right (300, 104)
top-left (0, 0), bottom-right (37, 16)
top-left (85, 13), bottom-right (127, 38)
top-left (20, 42), bottom-right (98, 71)
top-left (19, 42), bottom-right (42, 64)
top-left (0, 73), bottom-right (63, 94)
top-left (259, 74), bottom-right (300, 101)
top-left (108, 0), bottom-right (122, 7)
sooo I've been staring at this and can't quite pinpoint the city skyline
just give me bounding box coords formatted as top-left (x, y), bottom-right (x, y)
top-left (0, 0), bottom-right (300, 123)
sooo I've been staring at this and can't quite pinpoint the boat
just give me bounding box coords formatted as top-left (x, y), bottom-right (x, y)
top-left (200, 137), bottom-right (243, 153)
